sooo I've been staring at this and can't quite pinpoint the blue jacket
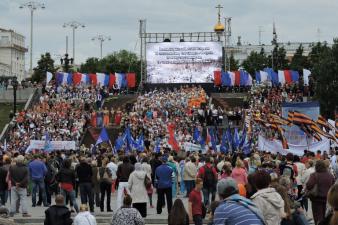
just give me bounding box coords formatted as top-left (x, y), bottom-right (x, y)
top-left (155, 164), bottom-right (173, 189)
top-left (28, 160), bottom-right (47, 180)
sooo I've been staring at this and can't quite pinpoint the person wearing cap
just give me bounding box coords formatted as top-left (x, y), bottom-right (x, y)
top-left (155, 155), bottom-right (173, 215)
top-left (213, 178), bottom-right (265, 225)
top-left (8, 155), bottom-right (31, 217)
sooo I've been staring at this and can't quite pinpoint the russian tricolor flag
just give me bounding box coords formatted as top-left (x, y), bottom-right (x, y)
top-left (96, 73), bottom-right (110, 87)
top-left (255, 70), bottom-right (269, 83)
top-left (115, 73), bottom-right (127, 89)
top-left (228, 71), bottom-right (235, 86)
top-left (278, 70), bottom-right (300, 85)
top-left (56, 72), bottom-right (72, 85)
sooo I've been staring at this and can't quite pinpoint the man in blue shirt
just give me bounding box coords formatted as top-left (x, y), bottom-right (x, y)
top-left (28, 154), bottom-right (48, 207)
top-left (213, 178), bottom-right (265, 225)
top-left (155, 155), bottom-right (173, 214)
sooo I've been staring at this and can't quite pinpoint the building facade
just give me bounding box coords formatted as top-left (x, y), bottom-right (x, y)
top-left (0, 28), bottom-right (27, 81)
top-left (227, 42), bottom-right (329, 65)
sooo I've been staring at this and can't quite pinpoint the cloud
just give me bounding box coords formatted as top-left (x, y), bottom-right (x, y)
top-left (0, 0), bottom-right (337, 69)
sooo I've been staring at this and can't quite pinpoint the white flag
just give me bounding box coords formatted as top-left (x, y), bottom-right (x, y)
top-left (46, 71), bottom-right (53, 86)
top-left (303, 69), bottom-right (311, 86)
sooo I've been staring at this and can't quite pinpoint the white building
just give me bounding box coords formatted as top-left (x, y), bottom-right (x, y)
top-left (228, 41), bottom-right (331, 65)
top-left (0, 28), bottom-right (27, 81)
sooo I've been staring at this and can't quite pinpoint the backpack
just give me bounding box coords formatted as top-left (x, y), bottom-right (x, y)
top-left (203, 165), bottom-right (216, 188)
top-left (282, 164), bottom-right (295, 181)
top-left (45, 162), bottom-right (57, 186)
top-left (100, 167), bottom-right (112, 183)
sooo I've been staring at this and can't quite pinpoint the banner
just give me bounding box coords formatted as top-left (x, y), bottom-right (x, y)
top-left (282, 101), bottom-right (320, 145)
top-left (146, 42), bottom-right (222, 83)
top-left (26, 140), bottom-right (76, 152)
top-left (183, 142), bottom-right (206, 152)
top-left (258, 135), bottom-right (330, 156)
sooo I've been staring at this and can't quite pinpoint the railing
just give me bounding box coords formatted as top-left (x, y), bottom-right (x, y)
top-left (0, 88), bottom-right (41, 142)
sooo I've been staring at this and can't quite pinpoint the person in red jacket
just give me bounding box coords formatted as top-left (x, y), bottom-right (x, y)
top-left (197, 157), bottom-right (217, 206)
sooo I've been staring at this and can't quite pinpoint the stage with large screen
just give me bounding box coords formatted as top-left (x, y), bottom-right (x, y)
top-left (146, 42), bottom-right (223, 83)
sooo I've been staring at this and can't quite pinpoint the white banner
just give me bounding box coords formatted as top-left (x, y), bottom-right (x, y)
top-left (258, 135), bottom-right (330, 156)
top-left (26, 140), bottom-right (76, 152)
top-left (183, 142), bottom-right (207, 152)
top-left (146, 42), bottom-right (222, 83)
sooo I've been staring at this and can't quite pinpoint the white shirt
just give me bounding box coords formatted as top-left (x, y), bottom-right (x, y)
top-left (74, 211), bottom-right (97, 225)
top-left (107, 162), bottom-right (118, 180)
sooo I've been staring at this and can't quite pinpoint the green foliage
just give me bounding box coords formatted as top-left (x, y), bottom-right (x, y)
top-left (268, 45), bottom-right (289, 70)
top-left (228, 52), bottom-right (239, 71)
top-left (242, 48), bottom-right (268, 75)
top-left (308, 42), bottom-right (331, 70)
top-left (32, 53), bottom-right (56, 83)
top-left (80, 50), bottom-right (141, 84)
top-left (289, 44), bottom-right (309, 72)
top-left (311, 39), bottom-right (338, 118)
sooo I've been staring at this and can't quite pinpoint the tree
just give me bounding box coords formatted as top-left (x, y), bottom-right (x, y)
top-left (311, 39), bottom-right (338, 118)
top-left (308, 42), bottom-right (331, 70)
top-left (32, 52), bottom-right (55, 83)
top-left (79, 57), bottom-right (101, 73)
top-left (228, 51), bottom-right (239, 71)
top-left (267, 45), bottom-right (288, 70)
top-left (289, 44), bottom-right (309, 71)
top-left (80, 50), bottom-right (141, 84)
top-left (241, 48), bottom-right (269, 75)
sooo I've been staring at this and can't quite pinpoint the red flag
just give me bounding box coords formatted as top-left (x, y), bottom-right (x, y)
top-left (109, 73), bottom-right (116, 88)
top-left (89, 73), bottom-right (97, 86)
top-left (127, 73), bottom-right (136, 88)
top-left (167, 123), bottom-right (179, 152)
top-left (73, 72), bottom-right (82, 85)
top-left (284, 70), bottom-right (292, 84)
top-left (214, 71), bottom-right (221, 86)
top-left (234, 71), bottom-right (241, 86)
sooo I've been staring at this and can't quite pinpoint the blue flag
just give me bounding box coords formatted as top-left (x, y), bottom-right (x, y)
top-left (114, 135), bottom-right (124, 152)
top-left (220, 131), bottom-right (228, 153)
top-left (239, 128), bottom-right (246, 148)
top-left (44, 131), bottom-right (52, 152)
top-left (242, 139), bottom-right (252, 155)
top-left (209, 128), bottom-right (217, 151)
top-left (95, 127), bottom-right (110, 146)
top-left (193, 127), bottom-right (200, 142)
top-left (154, 137), bottom-right (161, 153)
top-left (122, 126), bottom-right (133, 152)
top-left (233, 128), bottom-right (240, 150)
top-left (226, 128), bottom-right (233, 149)
top-left (135, 134), bottom-right (145, 152)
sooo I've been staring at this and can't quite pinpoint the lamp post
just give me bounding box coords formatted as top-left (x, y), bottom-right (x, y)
top-left (91, 35), bottom-right (111, 59)
top-left (60, 53), bottom-right (73, 73)
top-left (63, 21), bottom-right (85, 64)
top-left (19, 1), bottom-right (45, 75)
top-left (11, 77), bottom-right (19, 114)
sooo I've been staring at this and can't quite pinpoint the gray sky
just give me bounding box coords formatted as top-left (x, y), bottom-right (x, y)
top-left (1, 0), bottom-right (337, 68)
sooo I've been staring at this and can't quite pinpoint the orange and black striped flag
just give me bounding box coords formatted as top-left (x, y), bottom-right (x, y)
top-left (268, 114), bottom-right (292, 126)
top-left (287, 111), bottom-right (294, 123)
top-left (317, 115), bottom-right (334, 131)
top-left (292, 111), bottom-right (313, 125)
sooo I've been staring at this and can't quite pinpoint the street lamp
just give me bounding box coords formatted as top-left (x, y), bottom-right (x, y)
top-left (91, 35), bottom-right (111, 59)
top-left (19, 1), bottom-right (45, 75)
top-left (63, 21), bottom-right (85, 64)
top-left (11, 77), bottom-right (19, 115)
top-left (60, 54), bottom-right (73, 73)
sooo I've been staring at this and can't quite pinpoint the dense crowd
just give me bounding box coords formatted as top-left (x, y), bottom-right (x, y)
top-left (0, 81), bottom-right (337, 225)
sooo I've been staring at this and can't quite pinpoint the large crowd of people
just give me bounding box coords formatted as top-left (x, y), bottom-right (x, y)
top-left (0, 81), bottom-right (336, 225)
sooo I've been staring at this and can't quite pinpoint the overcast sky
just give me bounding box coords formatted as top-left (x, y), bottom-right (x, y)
top-left (1, 0), bottom-right (337, 68)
